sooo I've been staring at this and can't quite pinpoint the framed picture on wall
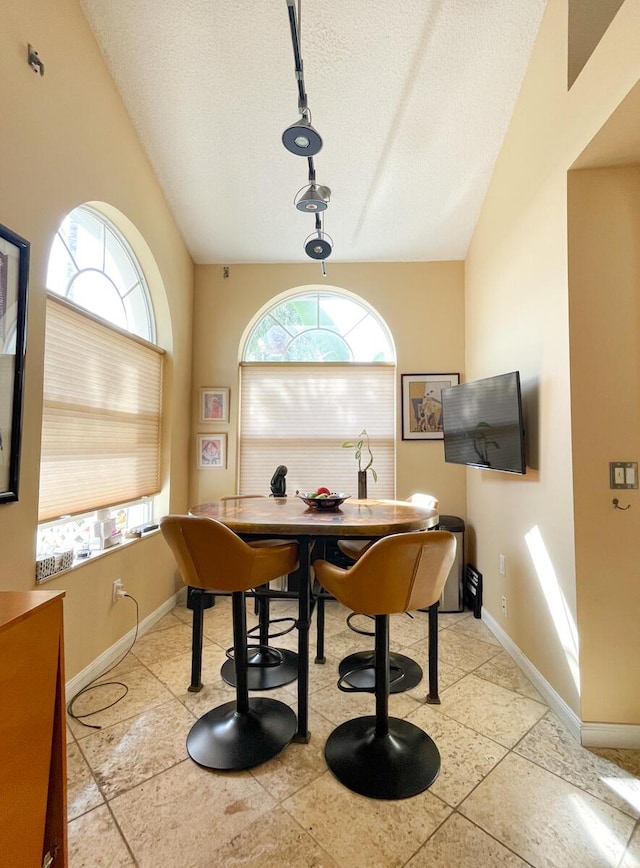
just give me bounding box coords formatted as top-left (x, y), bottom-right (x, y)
top-left (401, 373), bottom-right (460, 440)
top-left (197, 433), bottom-right (227, 469)
top-left (0, 222), bottom-right (30, 504)
top-left (200, 387), bottom-right (229, 422)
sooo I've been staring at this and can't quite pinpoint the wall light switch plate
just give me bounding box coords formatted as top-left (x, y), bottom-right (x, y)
top-left (610, 461), bottom-right (638, 489)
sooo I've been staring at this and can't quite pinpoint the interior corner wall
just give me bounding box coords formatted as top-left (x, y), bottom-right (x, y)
top-left (191, 262), bottom-right (466, 520)
top-left (568, 167), bottom-right (640, 724)
top-left (0, 0), bottom-right (194, 678)
top-left (465, 0), bottom-right (640, 721)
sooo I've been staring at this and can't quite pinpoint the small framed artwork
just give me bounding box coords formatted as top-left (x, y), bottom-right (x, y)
top-left (0, 222), bottom-right (30, 504)
top-left (200, 387), bottom-right (229, 423)
top-left (401, 373), bottom-right (460, 440)
top-left (197, 433), bottom-right (227, 469)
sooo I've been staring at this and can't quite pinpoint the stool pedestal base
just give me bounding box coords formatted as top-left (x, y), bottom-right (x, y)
top-left (325, 715), bottom-right (440, 799)
top-left (187, 697), bottom-right (296, 770)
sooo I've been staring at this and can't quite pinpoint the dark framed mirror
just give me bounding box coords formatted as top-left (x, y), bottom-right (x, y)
top-left (0, 221), bottom-right (29, 504)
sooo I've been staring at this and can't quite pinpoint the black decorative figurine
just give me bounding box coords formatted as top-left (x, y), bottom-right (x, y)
top-left (270, 464), bottom-right (288, 498)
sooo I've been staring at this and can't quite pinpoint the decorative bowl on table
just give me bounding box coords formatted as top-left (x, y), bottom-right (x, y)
top-left (296, 492), bottom-right (351, 510)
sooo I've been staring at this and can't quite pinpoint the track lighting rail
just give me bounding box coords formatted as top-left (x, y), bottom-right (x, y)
top-left (286, 0), bottom-right (307, 111)
top-left (282, 0), bottom-right (333, 270)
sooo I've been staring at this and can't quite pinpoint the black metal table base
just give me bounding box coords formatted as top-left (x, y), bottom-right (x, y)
top-left (338, 650), bottom-right (422, 693)
top-left (220, 648), bottom-right (299, 690)
top-left (324, 715), bottom-right (441, 799)
top-left (187, 697), bottom-right (297, 770)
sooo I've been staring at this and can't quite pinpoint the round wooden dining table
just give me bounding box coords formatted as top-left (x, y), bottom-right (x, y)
top-left (189, 496), bottom-right (439, 742)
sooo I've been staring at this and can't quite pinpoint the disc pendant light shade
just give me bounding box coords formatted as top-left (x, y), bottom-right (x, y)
top-left (304, 230), bottom-right (333, 260)
top-left (295, 184), bottom-right (331, 212)
top-left (282, 117), bottom-right (323, 156)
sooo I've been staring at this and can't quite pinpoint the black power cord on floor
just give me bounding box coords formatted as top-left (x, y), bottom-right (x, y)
top-left (66, 593), bottom-right (140, 730)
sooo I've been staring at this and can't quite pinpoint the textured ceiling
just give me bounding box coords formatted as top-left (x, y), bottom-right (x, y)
top-left (79, 0), bottom-right (547, 265)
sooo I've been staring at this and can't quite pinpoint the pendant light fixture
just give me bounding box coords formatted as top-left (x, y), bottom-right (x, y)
top-left (304, 230), bottom-right (333, 259)
top-left (283, 112), bottom-right (323, 157)
top-left (304, 214), bottom-right (333, 259)
top-left (283, 0), bottom-right (334, 271)
top-left (295, 182), bottom-right (331, 212)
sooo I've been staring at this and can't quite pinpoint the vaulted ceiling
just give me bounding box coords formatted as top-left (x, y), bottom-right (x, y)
top-left (80, 0), bottom-right (547, 265)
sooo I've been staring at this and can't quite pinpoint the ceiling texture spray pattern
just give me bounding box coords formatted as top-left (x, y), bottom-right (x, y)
top-left (79, 0), bottom-right (547, 264)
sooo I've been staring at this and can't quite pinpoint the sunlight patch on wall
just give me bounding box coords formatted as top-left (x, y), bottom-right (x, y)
top-left (525, 525), bottom-right (580, 694)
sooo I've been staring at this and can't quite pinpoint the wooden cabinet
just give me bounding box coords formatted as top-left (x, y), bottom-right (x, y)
top-left (0, 591), bottom-right (67, 867)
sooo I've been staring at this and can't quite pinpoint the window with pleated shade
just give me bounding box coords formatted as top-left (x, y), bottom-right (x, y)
top-left (240, 291), bottom-right (395, 497)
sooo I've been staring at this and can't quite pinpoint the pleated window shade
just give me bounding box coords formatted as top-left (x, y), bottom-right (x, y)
top-left (38, 295), bottom-right (164, 521)
top-left (239, 364), bottom-right (395, 498)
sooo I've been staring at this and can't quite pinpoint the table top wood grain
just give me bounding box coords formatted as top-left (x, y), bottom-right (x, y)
top-left (189, 497), bottom-right (439, 538)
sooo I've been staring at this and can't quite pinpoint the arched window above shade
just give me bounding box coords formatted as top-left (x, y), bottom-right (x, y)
top-left (46, 204), bottom-right (155, 342)
top-left (240, 289), bottom-right (396, 498)
top-left (243, 290), bottom-right (394, 363)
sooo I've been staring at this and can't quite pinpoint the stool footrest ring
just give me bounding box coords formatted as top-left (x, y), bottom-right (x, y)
top-left (346, 612), bottom-right (375, 637)
top-left (338, 650), bottom-right (423, 694)
top-left (225, 643), bottom-right (284, 668)
top-left (247, 616), bottom-right (296, 641)
top-left (221, 647), bottom-right (299, 691)
top-left (337, 663), bottom-right (403, 693)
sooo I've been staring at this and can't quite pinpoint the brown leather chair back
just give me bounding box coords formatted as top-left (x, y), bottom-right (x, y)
top-left (160, 515), bottom-right (298, 593)
top-left (314, 530), bottom-right (456, 616)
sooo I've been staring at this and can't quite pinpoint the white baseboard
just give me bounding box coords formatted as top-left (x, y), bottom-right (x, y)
top-left (580, 723), bottom-right (640, 749)
top-left (65, 588), bottom-right (186, 702)
top-left (482, 609), bottom-right (640, 748)
top-left (481, 608), bottom-right (582, 744)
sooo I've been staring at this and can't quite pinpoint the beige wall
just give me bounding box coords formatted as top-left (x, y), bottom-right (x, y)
top-left (191, 262), bottom-right (467, 519)
top-left (1, 0), bottom-right (194, 677)
top-left (568, 167), bottom-right (640, 723)
top-left (466, 0), bottom-right (640, 722)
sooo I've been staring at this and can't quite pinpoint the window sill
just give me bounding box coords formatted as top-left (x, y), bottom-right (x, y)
top-left (35, 528), bottom-right (161, 584)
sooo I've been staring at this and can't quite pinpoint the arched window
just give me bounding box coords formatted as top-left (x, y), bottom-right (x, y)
top-left (240, 289), bottom-right (396, 497)
top-left (244, 291), bottom-right (393, 362)
top-left (47, 204), bottom-right (155, 340)
top-left (37, 206), bottom-right (162, 565)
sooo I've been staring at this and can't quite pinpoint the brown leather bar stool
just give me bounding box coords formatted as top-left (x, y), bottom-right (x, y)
top-left (218, 495), bottom-right (298, 691)
top-left (313, 529), bottom-right (455, 799)
top-left (335, 493), bottom-right (440, 694)
top-left (186, 495), bottom-right (298, 692)
top-left (161, 515), bottom-right (298, 770)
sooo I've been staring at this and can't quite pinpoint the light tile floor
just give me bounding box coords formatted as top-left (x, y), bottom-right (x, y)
top-left (66, 597), bottom-right (640, 867)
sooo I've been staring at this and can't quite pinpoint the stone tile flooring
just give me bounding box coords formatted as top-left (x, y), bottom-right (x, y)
top-left (66, 598), bottom-right (640, 867)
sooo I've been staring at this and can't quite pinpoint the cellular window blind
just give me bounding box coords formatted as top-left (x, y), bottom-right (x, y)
top-left (239, 364), bottom-right (395, 498)
top-left (38, 295), bottom-right (163, 521)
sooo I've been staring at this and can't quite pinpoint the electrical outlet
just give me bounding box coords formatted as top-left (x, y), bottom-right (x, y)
top-left (499, 554), bottom-right (506, 576)
top-left (112, 578), bottom-right (125, 603)
top-left (501, 595), bottom-right (508, 618)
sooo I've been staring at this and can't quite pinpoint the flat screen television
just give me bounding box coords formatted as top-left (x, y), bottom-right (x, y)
top-left (441, 372), bottom-right (526, 474)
